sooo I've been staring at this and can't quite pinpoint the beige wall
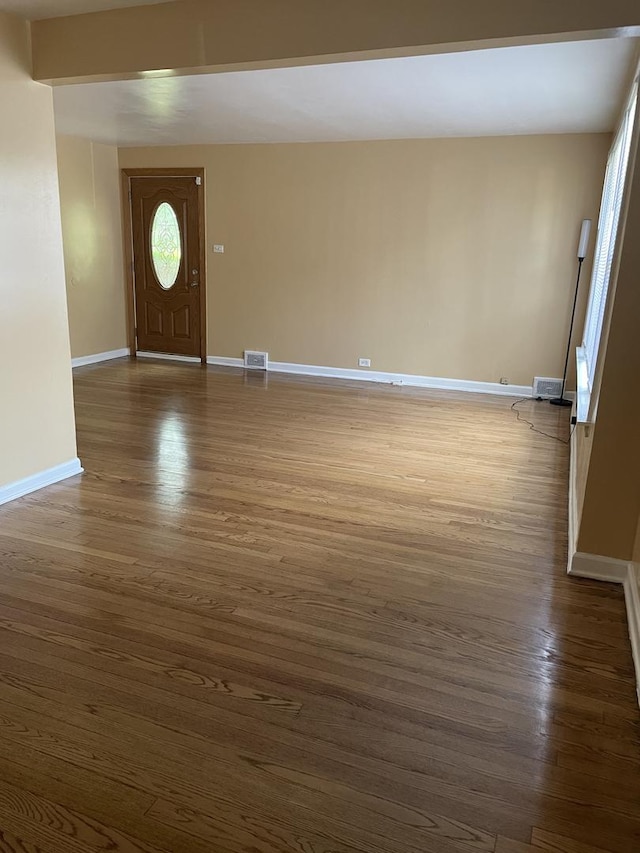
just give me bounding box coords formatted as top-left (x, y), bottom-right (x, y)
top-left (0, 11), bottom-right (77, 487)
top-left (31, 0), bottom-right (640, 83)
top-left (120, 135), bottom-right (608, 385)
top-left (57, 135), bottom-right (128, 359)
top-left (633, 514), bottom-right (640, 564)
top-left (574, 424), bottom-right (594, 531)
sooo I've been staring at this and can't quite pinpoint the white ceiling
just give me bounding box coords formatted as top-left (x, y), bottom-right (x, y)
top-left (0, 0), bottom-right (172, 19)
top-left (53, 38), bottom-right (638, 147)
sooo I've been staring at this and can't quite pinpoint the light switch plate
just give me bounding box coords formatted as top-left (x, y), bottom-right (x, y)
top-left (213, 244), bottom-right (225, 254)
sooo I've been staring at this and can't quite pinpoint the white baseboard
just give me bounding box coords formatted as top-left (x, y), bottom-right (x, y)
top-left (206, 357), bottom-right (533, 398)
top-left (0, 458), bottom-right (83, 506)
top-left (568, 551), bottom-right (630, 583)
top-left (624, 565), bottom-right (640, 706)
top-left (72, 348), bottom-right (130, 368)
top-left (137, 351), bottom-right (202, 364)
top-left (209, 357), bottom-right (246, 368)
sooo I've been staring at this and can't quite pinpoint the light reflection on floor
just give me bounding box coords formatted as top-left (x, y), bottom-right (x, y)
top-left (156, 410), bottom-right (190, 504)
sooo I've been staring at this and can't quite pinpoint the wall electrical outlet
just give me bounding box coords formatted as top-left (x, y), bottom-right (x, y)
top-left (359, 358), bottom-right (371, 368)
top-left (213, 244), bottom-right (225, 254)
top-left (499, 377), bottom-right (509, 385)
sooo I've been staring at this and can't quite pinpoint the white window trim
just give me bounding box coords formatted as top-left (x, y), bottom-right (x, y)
top-left (577, 76), bottom-right (639, 424)
top-left (575, 346), bottom-right (590, 426)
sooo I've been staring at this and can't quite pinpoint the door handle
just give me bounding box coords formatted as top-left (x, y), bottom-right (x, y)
top-left (189, 282), bottom-right (199, 288)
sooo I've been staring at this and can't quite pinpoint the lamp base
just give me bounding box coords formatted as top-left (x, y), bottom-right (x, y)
top-left (549, 397), bottom-right (572, 408)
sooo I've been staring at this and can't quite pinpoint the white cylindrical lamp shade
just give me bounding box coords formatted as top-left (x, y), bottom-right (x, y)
top-left (578, 219), bottom-right (592, 260)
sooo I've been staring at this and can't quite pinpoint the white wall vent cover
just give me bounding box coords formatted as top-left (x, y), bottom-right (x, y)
top-left (244, 350), bottom-right (269, 370)
top-left (533, 377), bottom-right (563, 398)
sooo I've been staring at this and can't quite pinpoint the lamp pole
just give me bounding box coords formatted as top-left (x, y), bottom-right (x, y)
top-left (550, 219), bottom-right (591, 408)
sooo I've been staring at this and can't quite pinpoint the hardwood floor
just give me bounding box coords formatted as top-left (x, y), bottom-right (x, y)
top-left (0, 358), bottom-right (638, 853)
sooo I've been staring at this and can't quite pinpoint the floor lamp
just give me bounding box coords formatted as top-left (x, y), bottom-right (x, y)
top-left (550, 219), bottom-right (592, 408)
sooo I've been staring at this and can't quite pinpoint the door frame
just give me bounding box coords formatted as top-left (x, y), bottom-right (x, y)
top-left (121, 168), bottom-right (207, 364)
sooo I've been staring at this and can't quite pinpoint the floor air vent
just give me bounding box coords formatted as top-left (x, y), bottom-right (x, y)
top-left (244, 350), bottom-right (269, 370)
top-left (533, 377), bottom-right (563, 399)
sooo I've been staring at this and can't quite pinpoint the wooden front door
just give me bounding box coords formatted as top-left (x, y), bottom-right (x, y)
top-left (129, 175), bottom-right (204, 360)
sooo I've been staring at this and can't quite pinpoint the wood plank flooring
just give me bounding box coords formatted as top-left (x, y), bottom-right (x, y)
top-left (0, 358), bottom-right (638, 853)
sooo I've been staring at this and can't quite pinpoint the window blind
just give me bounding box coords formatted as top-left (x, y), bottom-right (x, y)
top-left (582, 84), bottom-right (638, 388)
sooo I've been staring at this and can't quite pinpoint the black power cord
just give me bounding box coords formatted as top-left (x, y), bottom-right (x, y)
top-left (511, 397), bottom-right (575, 445)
